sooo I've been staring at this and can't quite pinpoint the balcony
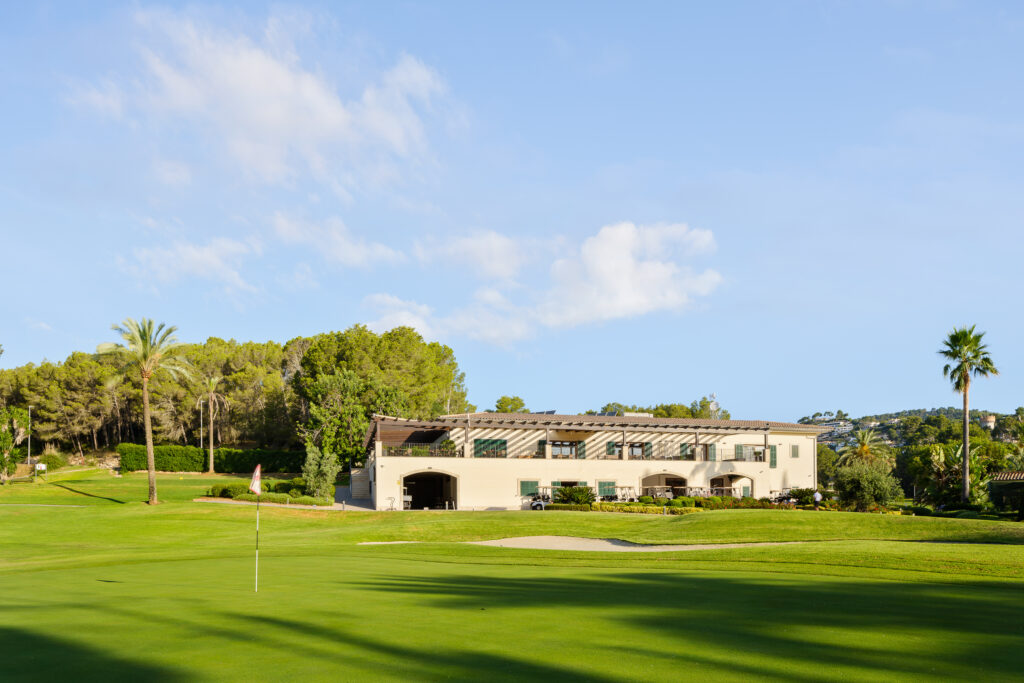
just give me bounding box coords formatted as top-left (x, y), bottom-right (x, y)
top-left (382, 444), bottom-right (462, 458)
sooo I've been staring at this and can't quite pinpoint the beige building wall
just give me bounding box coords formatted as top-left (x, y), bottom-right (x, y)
top-left (370, 427), bottom-right (817, 510)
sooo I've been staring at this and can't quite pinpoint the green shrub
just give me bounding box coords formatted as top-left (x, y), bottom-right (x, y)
top-left (288, 488), bottom-right (303, 498)
top-left (789, 488), bottom-right (816, 505)
top-left (116, 443), bottom-right (204, 472)
top-left (544, 503), bottom-right (592, 511)
top-left (667, 507), bottom-right (703, 515)
top-left (207, 484), bottom-right (227, 497)
top-left (38, 452), bottom-right (68, 470)
top-left (652, 497), bottom-right (669, 506)
top-left (834, 462), bottom-right (903, 511)
top-left (222, 484), bottom-right (251, 499)
top-left (233, 492), bottom-right (290, 504)
top-left (907, 505), bottom-right (932, 516)
top-left (214, 448), bottom-right (304, 473)
top-left (302, 442), bottom-right (341, 499)
top-left (554, 486), bottom-right (596, 505)
top-left (667, 498), bottom-right (684, 507)
top-left (638, 495), bottom-right (654, 504)
top-left (677, 496), bottom-right (696, 507)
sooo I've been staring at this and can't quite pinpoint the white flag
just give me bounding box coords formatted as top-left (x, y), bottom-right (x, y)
top-left (249, 464), bottom-right (262, 495)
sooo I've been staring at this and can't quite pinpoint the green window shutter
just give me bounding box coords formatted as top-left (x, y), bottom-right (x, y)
top-left (742, 485), bottom-right (750, 497)
top-left (769, 445), bottom-right (777, 468)
top-left (577, 440), bottom-right (586, 459)
top-left (791, 444), bottom-right (799, 458)
top-left (598, 481), bottom-right (615, 496)
top-left (644, 442), bottom-right (652, 459)
top-left (708, 444), bottom-right (716, 461)
top-left (551, 481), bottom-right (561, 488)
top-left (537, 440), bottom-right (546, 456)
top-left (735, 444), bottom-right (743, 460)
top-left (519, 480), bottom-right (539, 496)
top-left (606, 441), bottom-right (616, 456)
top-left (680, 443), bottom-right (692, 460)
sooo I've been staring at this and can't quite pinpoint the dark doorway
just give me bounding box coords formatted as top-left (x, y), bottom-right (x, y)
top-left (403, 472), bottom-right (457, 510)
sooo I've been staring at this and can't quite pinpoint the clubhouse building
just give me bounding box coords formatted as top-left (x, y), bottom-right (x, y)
top-left (356, 413), bottom-right (823, 510)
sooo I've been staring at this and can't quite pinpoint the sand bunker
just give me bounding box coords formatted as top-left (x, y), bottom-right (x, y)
top-left (466, 536), bottom-right (804, 552)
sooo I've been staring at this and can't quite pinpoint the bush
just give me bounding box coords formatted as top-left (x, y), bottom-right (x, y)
top-left (667, 498), bottom-right (684, 507)
top-left (116, 443), bottom-right (204, 472)
top-left (233, 493), bottom-right (290, 504)
top-left (676, 496), bottom-right (696, 507)
top-left (638, 495), bottom-right (654, 504)
top-left (554, 486), bottom-right (596, 505)
top-left (302, 442), bottom-right (341, 499)
top-left (115, 443), bottom-right (304, 473)
top-left (213, 448), bottom-right (304, 473)
top-left (789, 488), bottom-right (816, 506)
top-left (38, 452), bottom-right (68, 470)
top-left (544, 503), bottom-right (592, 511)
top-left (653, 497), bottom-right (670, 506)
top-left (834, 462), bottom-right (903, 512)
top-left (906, 505), bottom-right (932, 517)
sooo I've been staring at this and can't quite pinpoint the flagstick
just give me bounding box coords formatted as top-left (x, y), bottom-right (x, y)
top-left (255, 494), bottom-right (260, 593)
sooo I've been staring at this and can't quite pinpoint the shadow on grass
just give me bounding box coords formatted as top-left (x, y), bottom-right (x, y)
top-left (0, 626), bottom-right (183, 682)
top-left (49, 483), bottom-right (127, 504)
top-left (354, 571), bottom-right (1024, 680)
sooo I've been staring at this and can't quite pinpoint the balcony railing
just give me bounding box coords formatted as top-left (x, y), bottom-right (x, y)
top-left (382, 445), bottom-right (462, 458)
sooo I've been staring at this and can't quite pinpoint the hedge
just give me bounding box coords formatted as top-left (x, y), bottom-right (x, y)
top-left (229, 493), bottom-right (334, 507)
top-left (545, 503), bottom-right (705, 515)
top-left (116, 443), bottom-right (304, 473)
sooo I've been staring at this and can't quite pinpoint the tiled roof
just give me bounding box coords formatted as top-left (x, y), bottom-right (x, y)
top-left (990, 471), bottom-right (1024, 482)
top-left (414, 412), bottom-right (826, 433)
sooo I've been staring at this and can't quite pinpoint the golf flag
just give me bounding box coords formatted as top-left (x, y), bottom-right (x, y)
top-left (251, 463), bottom-right (262, 593)
top-left (249, 464), bottom-right (262, 495)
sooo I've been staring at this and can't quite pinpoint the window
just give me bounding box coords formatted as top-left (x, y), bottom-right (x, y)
top-left (680, 444), bottom-right (695, 461)
top-left (629, 443), bottom-right (646, 459)
top-left (551, 441), bottom-right (580, 458)
top-left (519, 480), bottom-right (539, 496)
top-left (791, 444), bottom-right (799, 458)
top-left (731, 445), bottom-right (766, 462)
top-left (606, 442), bottom-right (622, 457)
top-left (474, 438), bottom-right (507, 458)
top-left (598, 481), bottom-right (616, 497)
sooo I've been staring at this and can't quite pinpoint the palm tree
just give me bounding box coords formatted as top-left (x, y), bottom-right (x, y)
top-left (98, 319), bottom-right (191, 504)
top-left (939, 326), bottom-right (998, 503)
top-left (837, 429), bottom-right (891, 467)
top-left (197, 376), bottom-right (228, 474)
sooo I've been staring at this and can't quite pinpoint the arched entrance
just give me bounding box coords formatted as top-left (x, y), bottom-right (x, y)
top-left (709, 474), bottom-right (753, 498)
top-left (402, 471), bottom-right (458, 510)
top-left (640, 473), bottom-right (688, 498)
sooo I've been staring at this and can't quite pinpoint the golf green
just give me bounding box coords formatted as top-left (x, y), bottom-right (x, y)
top-left (2, 472), bottom-right (1022, 681)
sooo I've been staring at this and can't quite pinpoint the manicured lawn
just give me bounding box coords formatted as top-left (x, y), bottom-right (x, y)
top-left (1, 474), bottom-right (1022, 681)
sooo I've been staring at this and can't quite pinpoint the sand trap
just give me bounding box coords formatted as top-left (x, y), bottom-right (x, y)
top-left (467, 536), bottom-right (805, 552)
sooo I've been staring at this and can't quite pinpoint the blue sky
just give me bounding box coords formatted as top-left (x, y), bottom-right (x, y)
top-left (2, 1), bottom-right (1023, 420)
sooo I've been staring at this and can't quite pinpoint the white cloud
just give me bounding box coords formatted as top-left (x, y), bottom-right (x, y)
top-left (367, 221), bottom-right (721, 346)
top-left (272, 212), bottom-right (403, 267)
top-left (130, 237), bottom-right (260, 293)
top-left (415, 230), bottom-right (526, 280)
top-left (537, 222), bottom-right (720, 326)
top-left (89, 10), bottom-right (445, 193)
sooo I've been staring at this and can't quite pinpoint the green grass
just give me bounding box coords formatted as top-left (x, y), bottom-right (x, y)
top-left (1, 473), bottom-right (1023, 681)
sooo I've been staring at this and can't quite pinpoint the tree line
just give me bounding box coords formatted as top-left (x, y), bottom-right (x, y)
top-left (0, 323), bottom-right (472, 464)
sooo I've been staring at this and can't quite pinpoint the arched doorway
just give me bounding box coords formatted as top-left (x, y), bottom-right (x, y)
top-left (709, 474), bottom-right (753, 498)
top-left (640, 473), bottom-right (688, 498)
top-left (402, 471), bottom-right (458, 510)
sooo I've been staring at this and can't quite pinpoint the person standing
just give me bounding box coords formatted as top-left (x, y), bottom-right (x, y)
top-left (813, 490), bottom-right (823, 511)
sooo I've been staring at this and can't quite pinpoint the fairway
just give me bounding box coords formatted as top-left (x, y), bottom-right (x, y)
top-left (2, 473), bottom-right (1023, 681)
